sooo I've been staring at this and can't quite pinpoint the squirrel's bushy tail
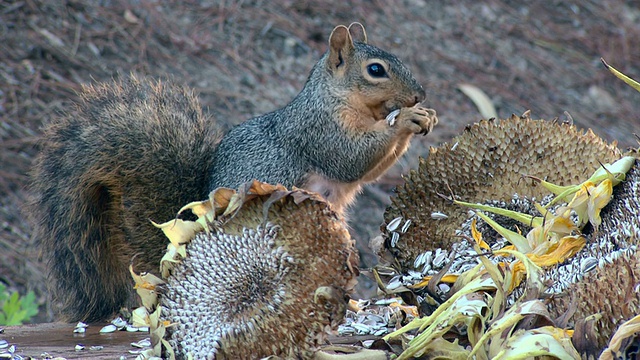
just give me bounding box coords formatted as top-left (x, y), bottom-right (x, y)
top-left (31, 76), bottom-right (219, 322)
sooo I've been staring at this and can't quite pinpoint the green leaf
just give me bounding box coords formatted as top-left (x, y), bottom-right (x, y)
top-left (0, 287), bottom-right (39, 325)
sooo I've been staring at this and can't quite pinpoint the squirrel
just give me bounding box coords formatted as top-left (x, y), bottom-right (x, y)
top-left (31, 23), bottom-right (438, 322)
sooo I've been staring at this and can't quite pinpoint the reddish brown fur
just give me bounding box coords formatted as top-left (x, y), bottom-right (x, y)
top-left (32, 76), bottom-right (220, 321)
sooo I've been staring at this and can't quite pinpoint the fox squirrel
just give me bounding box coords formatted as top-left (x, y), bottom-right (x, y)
top-left (32, 23), bottom-right (438, 322)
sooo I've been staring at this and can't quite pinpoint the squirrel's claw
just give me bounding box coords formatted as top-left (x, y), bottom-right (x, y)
top-left (394, 106), bottom-right (438, 135)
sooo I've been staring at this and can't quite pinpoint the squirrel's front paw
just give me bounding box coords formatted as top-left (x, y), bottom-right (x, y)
top-left (391, 106), bottom-right (438, 135)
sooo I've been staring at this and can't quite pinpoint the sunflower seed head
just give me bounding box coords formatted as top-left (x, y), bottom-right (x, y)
top-left (381, 114), bottom-right (621, 268)
top-left (157, 186), bottom-right (358, 359)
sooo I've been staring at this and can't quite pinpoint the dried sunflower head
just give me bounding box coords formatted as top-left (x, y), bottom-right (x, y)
top-left (381, 112), bottom-right (621, 270)
top-left (376, 111), bottom-right (638, 358)
top-left (546, 160), bottom-right (640, 357)
top-left (137, 181), bottom-right (359, 359)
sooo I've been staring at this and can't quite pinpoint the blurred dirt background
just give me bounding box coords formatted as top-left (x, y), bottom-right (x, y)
top-left (1, 0), bottom-right (639, 322)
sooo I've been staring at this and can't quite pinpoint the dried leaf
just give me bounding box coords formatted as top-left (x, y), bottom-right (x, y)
top-left (151, 219), bottom-right (202, 247)
top-left (129, 265), bottom-right (164, 309)
top-left (457, 83), bottom-right (498, 119)
top-left (601, 58), bottom-right (640, 92)
top-left (599, 314), bottom-right (640, 360)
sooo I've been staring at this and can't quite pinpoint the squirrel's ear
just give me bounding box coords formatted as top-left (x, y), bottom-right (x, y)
top-left (328, 25), bottom-right (354, 71)
top-left (347, 22), bottom-right (367, 44)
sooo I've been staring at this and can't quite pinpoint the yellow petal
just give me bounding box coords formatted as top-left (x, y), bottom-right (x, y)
top-left (566, 182), bottom-right (593, 227)
top-left (494, 249), bottom-right (544, 297)
top-left (587, 178), bottom-right (613, 228)
top-left (546, 216), bottom-right (578, 237)
top-left (411, 274), bottom-right (460, 289)
top-left (471, 219), bottom-right (490, 250)
top-left (389, 303), bottom-right (420, 318)
top-left (526, 235), bottom-right (586, 267)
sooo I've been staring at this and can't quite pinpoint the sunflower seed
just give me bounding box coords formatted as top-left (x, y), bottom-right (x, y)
top-left (413, 251), bottom-right (428, 268)
top-left (386, 278), bottom-right (403, 291)
top-left (390, 232), bottom-right (400, 247)
top-left (131, 338), bottom-right (151, 348)
top-left (99, 324), bottom-right (117, 333)
top-left (580, 257), bottom-right (598, 273)
top-left (338, 326), bottom-right (355, 335)
top-left (438, 283), bottom-right (451, 293)
top-left (385, 109), bottom-right (401, 126)
top-left (374, 298), bottom-right (400, 305)
top-left (433, 251), bottom-right (447, 268)
top-left (401, 219), bottom-right (412, 233)
top-left (374, 328), bottom-right (387, 336)
top-left (431, 212), bottom-right (448, 220)
top-left (75, 344), bottom-right (85, 351)
top-left (386, 217), bottom-right (403, 232)
top-left (111, 317), bottom-right (127, 329)
top-left (352, 323), bottom-right (371, 334)
top-left (75, 322), bottom-right (88, 329)
top-left (0, 341), bottom-right (7, 349)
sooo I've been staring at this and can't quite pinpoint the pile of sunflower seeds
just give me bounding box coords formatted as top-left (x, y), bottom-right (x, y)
top-left (337, 299), bottom-right (414, 337)
top-left (99, 317), bottom-right (149, 333)
top-left (0, 338), bottom-right (22, 360)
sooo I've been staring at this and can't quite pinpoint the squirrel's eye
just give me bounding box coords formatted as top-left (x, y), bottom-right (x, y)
top-left (367, 63), bottom-right (387, 78)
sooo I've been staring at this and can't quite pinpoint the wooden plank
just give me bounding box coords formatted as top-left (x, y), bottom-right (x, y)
top-left (1, 322), bottom-right (149, 359)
